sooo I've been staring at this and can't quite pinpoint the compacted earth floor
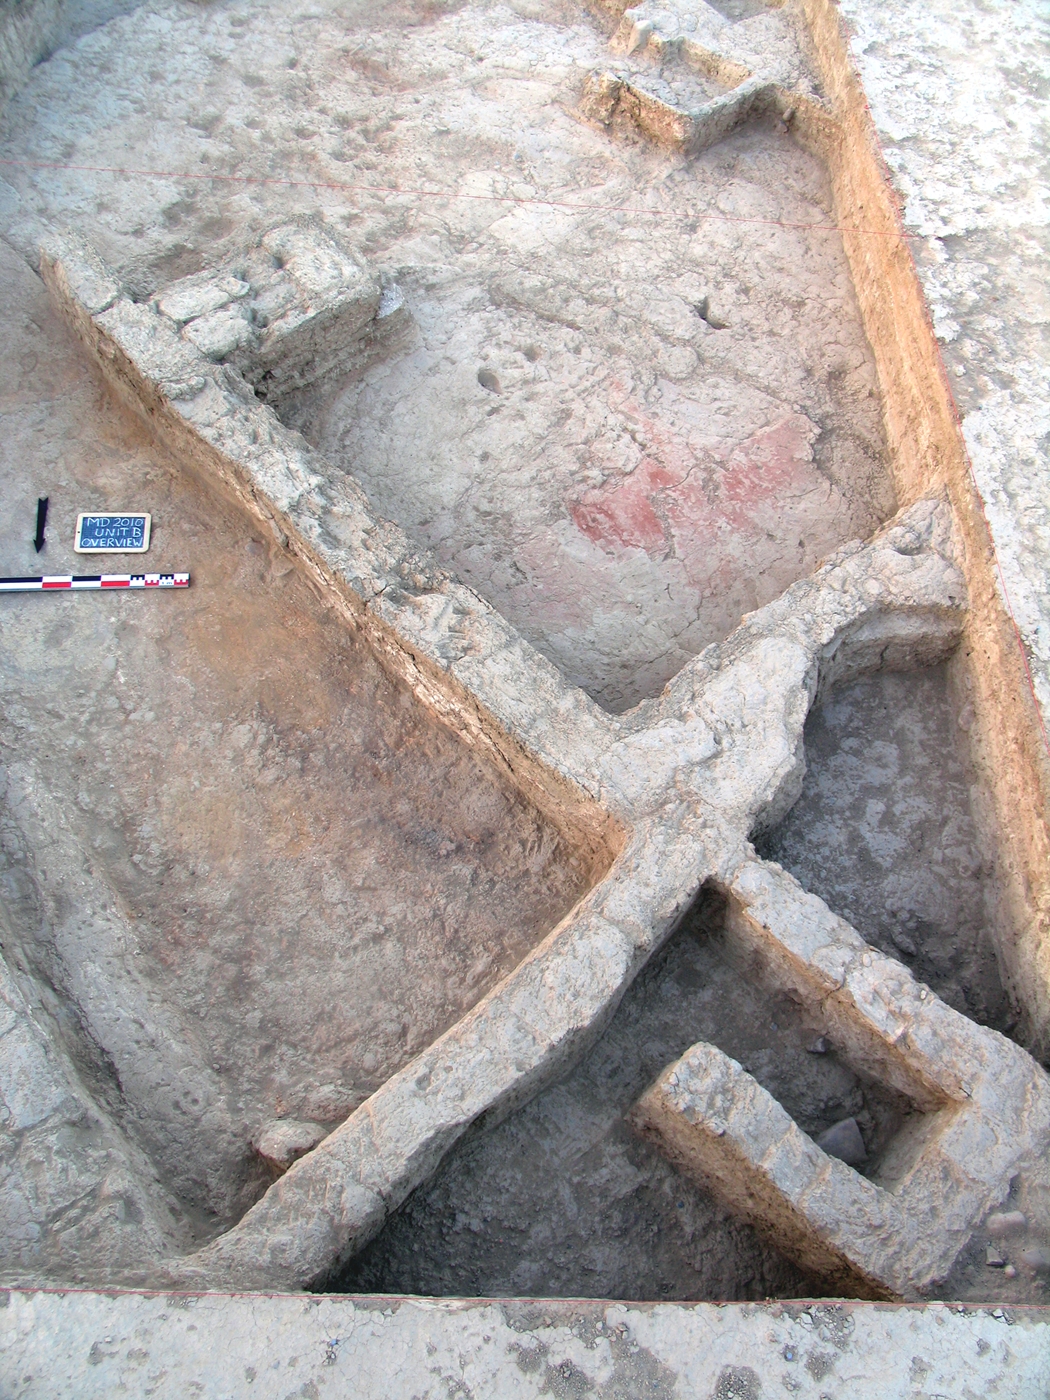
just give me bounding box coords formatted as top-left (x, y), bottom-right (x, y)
top-left (0, 237), bottom-right (592, 1263)
top-left (0, 0), bottom-right (895, 710)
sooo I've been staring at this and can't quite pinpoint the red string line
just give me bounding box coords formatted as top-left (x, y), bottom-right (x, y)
top-left (0, 155), bottom-right (917, 240)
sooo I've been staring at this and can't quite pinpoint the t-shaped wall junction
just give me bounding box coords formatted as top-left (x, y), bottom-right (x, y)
top-left (30, 224), bottom-right (1050, 1299)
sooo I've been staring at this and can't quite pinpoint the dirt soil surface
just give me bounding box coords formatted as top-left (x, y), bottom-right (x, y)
top-left (0, 238), bottom-right (591, 1241)
top-left (0, 0), bottom-right (895, 711)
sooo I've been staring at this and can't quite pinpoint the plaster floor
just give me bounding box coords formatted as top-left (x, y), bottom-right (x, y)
top-left (0, 0), bottom-right (895, 710)
top-left (0, 236), bottom-right (591, 1248)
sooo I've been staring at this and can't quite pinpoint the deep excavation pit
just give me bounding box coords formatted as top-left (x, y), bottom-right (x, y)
top-left (1, 0), bottom-right (1049, 1313)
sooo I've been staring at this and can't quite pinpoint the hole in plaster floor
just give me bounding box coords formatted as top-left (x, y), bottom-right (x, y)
top-left (756, 663), bottom-right (1014, 1038)
top-left (705, 0), bottom-right (776, 20)
top-left (0, 242), bottom-right (597, 1243)
top-left (337, 887), bottom-right (917, 1301)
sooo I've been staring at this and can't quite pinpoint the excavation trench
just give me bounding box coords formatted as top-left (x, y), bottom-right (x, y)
top-left (337, 667), bottom-right (1009, 1303)
top-left (0, 0), bottom-right (1046, 1304)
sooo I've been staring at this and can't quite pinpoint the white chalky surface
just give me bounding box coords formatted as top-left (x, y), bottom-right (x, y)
top-left (839, 0), bottom-right (1050, 727)
top-left (2, 1289), bottom-right (1050, 1399)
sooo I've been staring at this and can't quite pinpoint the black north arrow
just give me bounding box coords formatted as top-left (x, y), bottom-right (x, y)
top-left (34, 497), bottom-right (48, 553)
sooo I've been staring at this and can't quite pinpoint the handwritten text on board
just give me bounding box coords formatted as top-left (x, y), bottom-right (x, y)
top-left (75, 513), bottom-right (152, 553)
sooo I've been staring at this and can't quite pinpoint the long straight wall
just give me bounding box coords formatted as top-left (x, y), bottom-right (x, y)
top-left (792, 0), bottom-right (1050, 1057)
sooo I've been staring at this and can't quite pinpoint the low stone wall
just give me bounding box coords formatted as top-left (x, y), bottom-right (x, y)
top-left (632, 870), bottom-right (1050, 1298)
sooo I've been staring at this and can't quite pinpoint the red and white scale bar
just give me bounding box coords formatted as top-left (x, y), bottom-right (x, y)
top-left (0, 572), bottom-right (190, 593)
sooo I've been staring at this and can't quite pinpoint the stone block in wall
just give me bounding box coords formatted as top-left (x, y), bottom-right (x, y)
top-left (244, 222), bottom-right (382, 405)
top-left (147, 221), bottom-right (410, 415)
top-left (630, 1040), bottom-right (898, 1298)
top-left (578, 70), bottom-right (776, 157)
